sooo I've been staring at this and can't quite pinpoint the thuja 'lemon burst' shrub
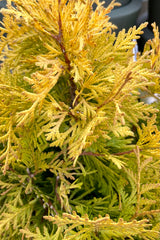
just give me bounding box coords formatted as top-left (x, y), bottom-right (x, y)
top-left (0, 0), bottom-right (160, 239)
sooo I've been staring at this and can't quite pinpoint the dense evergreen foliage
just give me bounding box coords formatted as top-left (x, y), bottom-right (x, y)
top-left (0, 0), bottom-right (159, 239)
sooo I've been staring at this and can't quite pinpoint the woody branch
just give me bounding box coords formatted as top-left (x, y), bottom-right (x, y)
top-left (51, 0), bottom-right (77, 107)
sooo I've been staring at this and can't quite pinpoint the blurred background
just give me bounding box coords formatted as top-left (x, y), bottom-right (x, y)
top-left (100, 0), bottom-right (159, 51)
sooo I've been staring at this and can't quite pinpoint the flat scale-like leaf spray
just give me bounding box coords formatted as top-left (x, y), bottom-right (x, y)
top-left (0, 0), bottom-right (159, 239)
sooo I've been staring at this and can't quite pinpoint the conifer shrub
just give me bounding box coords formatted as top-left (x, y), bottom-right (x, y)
top-left (0, 0), bottom-right (159, 239)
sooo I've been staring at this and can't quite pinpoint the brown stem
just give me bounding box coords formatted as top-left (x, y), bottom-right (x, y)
top-left (113, 149), bottom-right (135, 156)
top-left (55, 175), bottom-right (62, 206)
top-left (97, 72), bottom-right (132, 110)
top-left (39, 197), bottom-right (58, 215)
top-left (81, 149), bottom-right (135, 157)
top-left (51, 0), bottom-right (77, 107)
top-left (145, 89), bottom-right (160, 102)
top-left (48, 200), bottom-right (58, 215)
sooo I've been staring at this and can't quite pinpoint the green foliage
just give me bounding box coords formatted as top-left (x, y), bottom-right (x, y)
top-left (0, 0), bottom-right (160, 239)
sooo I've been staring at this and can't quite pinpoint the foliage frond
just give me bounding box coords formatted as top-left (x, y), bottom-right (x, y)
top-left (137, 115), bottom-right (160, 157)
top-left (0, 0), bottom-right (159, 239)
top-left (44, 211), bottom-right (157, 240)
